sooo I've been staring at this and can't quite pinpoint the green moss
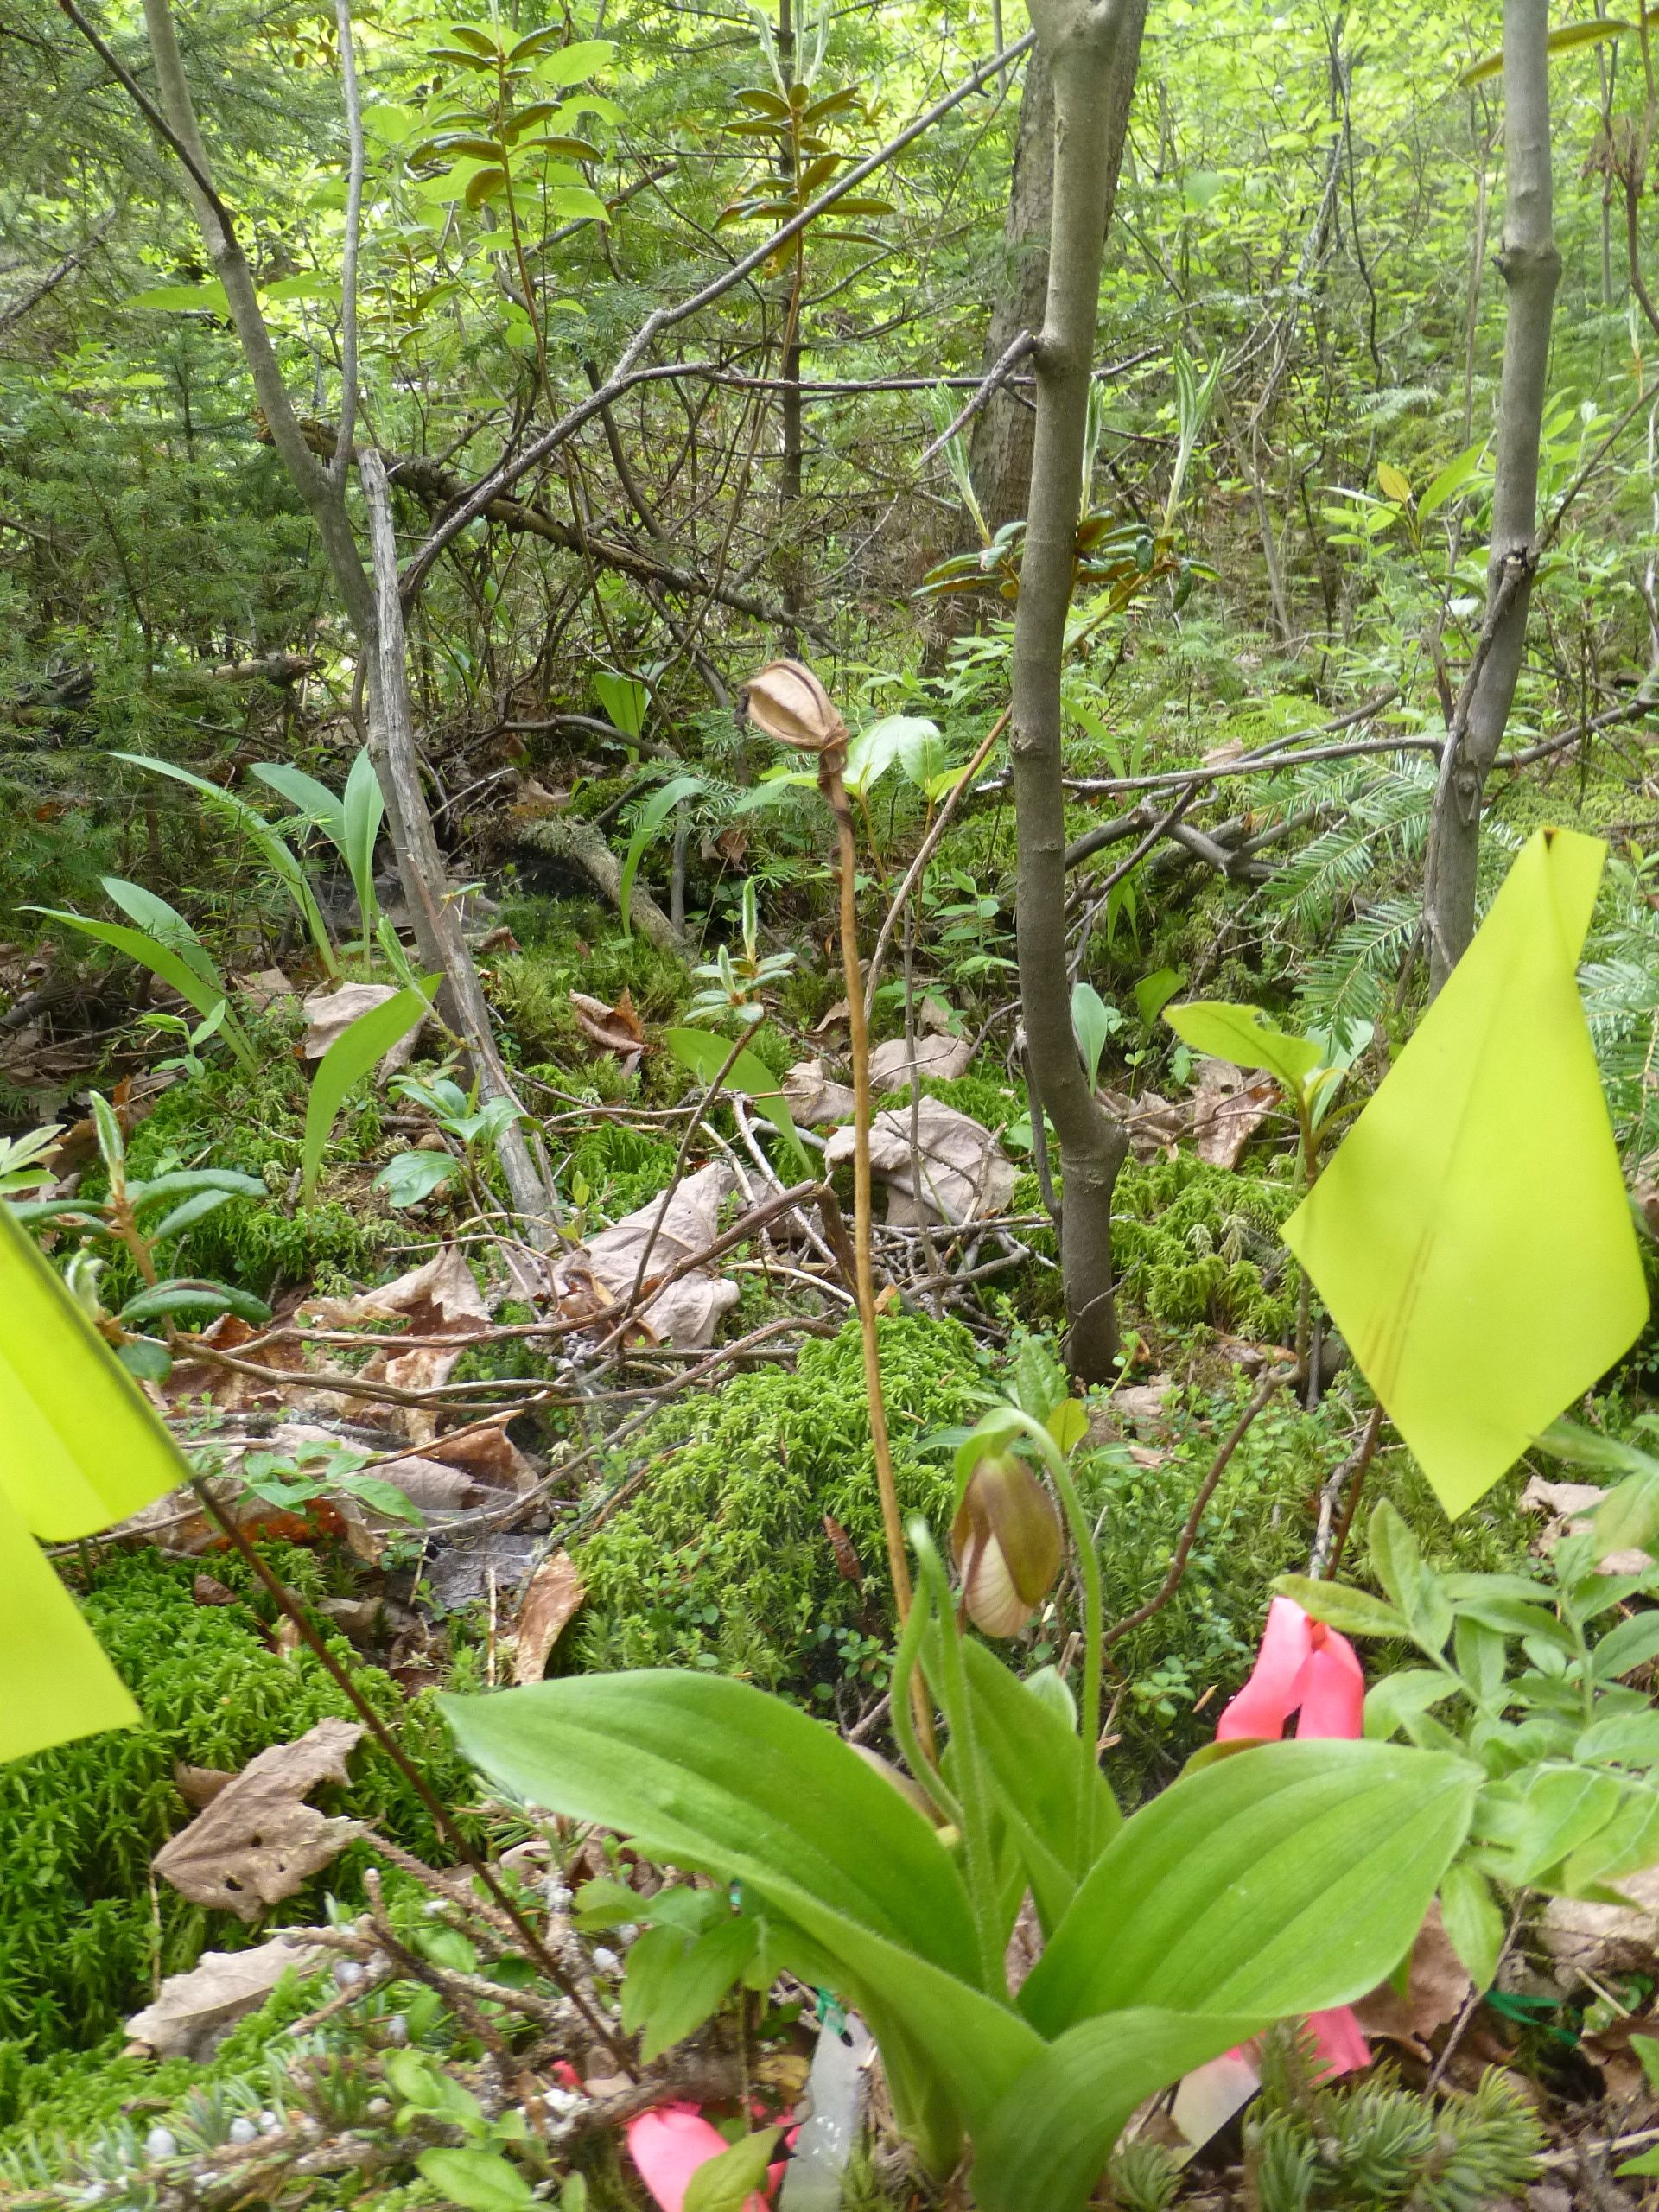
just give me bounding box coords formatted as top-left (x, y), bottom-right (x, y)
top-left (575, 1313), bottom-right (993, 1694)
top-left (0, 1548), bottom-right (473, 2073)
top-left (1113, 1152), bottom-right (1299, 1340)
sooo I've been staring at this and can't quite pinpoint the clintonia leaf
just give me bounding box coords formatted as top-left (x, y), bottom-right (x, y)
top-left (1163, 1000), bottom-right (1323, 1092)
top-left (618, 776), bottom-right (702, 940)
top-left (0, 1204), bottom-right (191, 1759)
top-left (1282, 828), bottom-right (1648, 1516)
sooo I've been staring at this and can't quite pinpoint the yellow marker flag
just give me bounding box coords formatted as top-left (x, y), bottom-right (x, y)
top-left (1283, 826), bottom-right (1649, 1518)
top-left (0, 1203), bottom-right (188, 1760)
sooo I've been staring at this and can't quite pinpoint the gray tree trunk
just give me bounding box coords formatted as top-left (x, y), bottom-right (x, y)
top-left (1423, 0), bottom-right (1560, 992)
top-left (1012, 0), bottom-right (1147, 1383)
top-left (969, 48), bottom-right (1055, 535)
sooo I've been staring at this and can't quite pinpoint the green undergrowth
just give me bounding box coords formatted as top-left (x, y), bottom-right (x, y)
top-left (489, 896), bottom-right (689, 1072)
top-left (575, 1312), bottom-right (994, 1696)
top-left (0, 1545), bottom-right (472, 2086)
top-left (1090, 1383), bottom-right (1531, 1790)
top-left (115, 1042), bottom-right (391, 1295)
top-left (1114, 1152), bottom-right (1300, 1342)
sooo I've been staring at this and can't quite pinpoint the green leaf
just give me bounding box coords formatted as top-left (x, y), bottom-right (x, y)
top-left (1592, 1610), bottom-right (1659, 1681)
top-left (302, 982), bottom-right (438, 1203)
top-left (683, 2129), bottom-right (780, 2212)
top-left (1417, 442), bottom-right (1486, 522)
top-left (532, 37), bottom-right (616, 84)
top-left (622, 1914), bottom-right (760, 2061)
top-left (374, 1150), bottom-right (461, 1208)
top-left (844, 715), bottom-right (935, 797)
top-left (970, 2008), bottom-right (1262, 2212)
top-left (1134, 967), bottom-right (1185, 1030)
top-left (1020, 1739), bottom-right (1476, 2035)
top-left (1363, 1669), bottom-right (1460, 1741)
top-left (1282, 829), bottom-right (1649, 1518)
top-left (1377, 462), bottom-right (1413, 505)
top-left (439, 1671), bottom-right (1043, 2133)
top-left (415, 2150), bottom-right (533, 2212)
top-left (24, 908), bottom-right (255, 1070)
top-left (619, 775), bottom-right (702, 940)
top-left (113, 754), bottom-right (338, 976)
top-left (1439, 1862), bottom-right (1505, 1988)
top-left (1272, 1573), bottom-right (1410, 1638)
top-left (960, 1640), bottom-right (1118, 1935)
top-left (1478, 1764), bottom-right (1625, 1885)
top-left (594, 669), bottom-right (649, 740)
top-left (118, 1281), bottom-right (271, 1326)
top-left (1163, 1001), bottom-right (1322, 1091)
top-left (663, 1028), bottom-right (810, 1175)
top-left (1070, 982), bottom-right (1116, 1093)
top-left (1369, 1502), bottom-right (1452, 1654)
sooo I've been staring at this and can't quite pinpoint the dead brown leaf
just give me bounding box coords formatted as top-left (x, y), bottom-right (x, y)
top-left (784, 1058), bottom-right (857, 1125)
top-left (569, 988), bottom-right (645, 1069)
top-left (510, 1550), bottom-right (587, 1684)
top-left (824, 1098), bottom-right (1015, 1225)
top-left (1190, 1058), bottom-right (1279, 1168)
top-left (302, 982), bottom-right (423, 1077)
top-left (1351, 1903), bottom-right (1471, 2056)
top-left (550, 1159), bottom-right (741, 1348)
top-left (810, 998), bottom-right (850, 1034)
top-left (152, 1717), bottom-right (365, 1922)
top-left (1540, 1864), bottom-right (1659, 1980)
top-left (1099, 1086), bottom-right (1188, 1163)
top-left (869, 1033), bottom-right (974, 1090)
top-left (125, 1936), bottom-right (323, 2059)
top-left (174, 1762), bottom-right (234, 1809)
top-left (1519, 1475), bottom-right (1651, 1573)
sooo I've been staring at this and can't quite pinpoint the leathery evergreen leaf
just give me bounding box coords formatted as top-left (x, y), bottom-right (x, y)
top-left (1283, 829), bottom-right (1648, 1516)
top-left (1020, 1739), bottom-right (1476, 2036)
top-left (970, 2007), bottom-right (1262, 2212)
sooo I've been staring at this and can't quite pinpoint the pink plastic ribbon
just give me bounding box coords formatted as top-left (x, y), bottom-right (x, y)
top-left (623, 2101), bottom-right (791, 2212)
top-left (1214, 1594), bottom-right (1369, 2080)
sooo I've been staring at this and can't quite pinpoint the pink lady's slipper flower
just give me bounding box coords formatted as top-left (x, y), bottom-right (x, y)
top-left (1173, 1597), bottom-right (1370, 2145)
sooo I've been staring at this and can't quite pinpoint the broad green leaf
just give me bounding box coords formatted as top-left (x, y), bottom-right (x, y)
top-left (663, 1027), bottom-right (810, 1174)
top-left (22, 910), bottom-right (254, 1069)
top-left (301, 981), bottom-right (438, 1202)
top-left (1020, 1740), bottom-right (1476, 2035)
top-left (1377, 462), bottom-right (1413, 504)
top-left (439, 1671), bottom-right (1043, 2130)
top-left (97, 875), bottom-right (218, 986)
top-left (1478, 1763), bottom-right (1625, 1885)
top-left (375, 1150), bottom-right (461, 1207)
top-left (415, 2150), bottom-right (532, 2212)
top-left (0, 1205), bottom-right (191, 1757)
top-left (844, 715), bottom-right (934, 797)
top-left (1134, 967), bottom-right (1184, 1030)
top-left (594, 669), bottom-right (649, 740)
top-left (1164, 1001), bottom-right (1322, 1091)
top-left (341, 749), bottom-right (386, 930)
top-left (1592, 1610), bottom-right (1659, 1681)
top-left (532, 37), bottom-right (616, 84)
top-left (1070, 982), bottom-right (1116, 1092)
top-left (1439, 1863), bottom-right (1505, 1987)
top-left (895, 718), bottom-right (949, 791)
top-left (1272, 1573), bottom-right (1410, 1638)
top-left (683, 2129), bottom-right (779, 2212)
top-left (970, 2007), bottom-right (1262, 2212)
top-left (1369, 1501), bottom-right (1452, 1653)
top-left (1417, 442), bottom-right (1486, 522)
top-left (618, 775), bottom-right (702, 940)
top-left (1282, 830), bottom-right (1648, 1517)
top-left (961, 1640), bottom-right (1119, 1934)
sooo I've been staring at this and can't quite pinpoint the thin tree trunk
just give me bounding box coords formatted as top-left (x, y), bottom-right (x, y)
top-left (129, 0), bottom-right (553, 1227)
top-left (1423, 0), bottom-right (1560, 991)
top-left (969, 46), bottom-right (1056, 535)
top-left (1012, 0), bottom-right (1147, 1383)
top-left (360, 453), bottom-right (552, 1230)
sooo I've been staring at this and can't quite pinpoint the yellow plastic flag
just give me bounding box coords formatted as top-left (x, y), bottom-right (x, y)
top-left (0, 1202), bottom-right (187, 1760)
top-left (1283, 826), bottom-right (1649, 1518)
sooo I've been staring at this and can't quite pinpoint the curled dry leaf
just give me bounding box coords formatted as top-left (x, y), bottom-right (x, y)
top-left (569, 987), bottom-right (646, 1069)
top-left (302, 981), bottom-right (422, 1077)
top-left (152, 1716), bottom-right (365, 1922)
top-left (784, 1058), bottom-right (857, 1126)
top-left (550, 1159), bottom-right (741, 1349)
top-left (1098, 1086), bottom-right (1187, 1163)
top-left (1519, 1474), bottom-right (1651, 1573)
top-left (1350, 1902), bottom-right (1471, 2057)
top-left (126, 1936), bottom-right (323, 2059)
top-left (510, 1549), bottom-right (587, 1684)
top-left (824, 1098), bottom-right (1015, 1225)
top-left (1190, 1057), bottom-right (1279, 1168)
top-left (868, 1033), bottom-right (975, 1091)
